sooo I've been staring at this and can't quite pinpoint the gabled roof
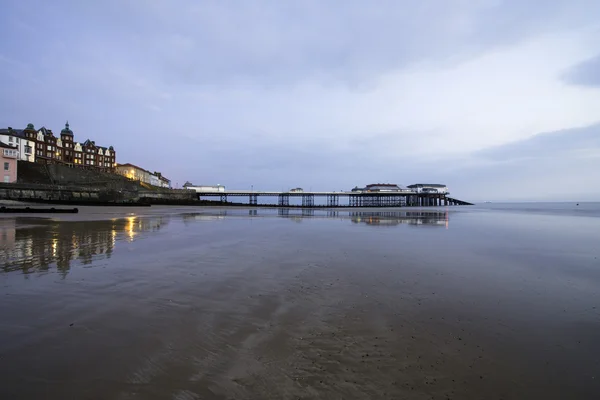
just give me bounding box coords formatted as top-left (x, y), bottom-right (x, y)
top-left (37, 127), bottom-right (55, 137)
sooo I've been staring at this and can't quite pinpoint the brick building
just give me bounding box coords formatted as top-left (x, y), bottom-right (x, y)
top-left (12, 121), bottom-right (116, 170)
top-left (81, 139), bottom-right (116, 169)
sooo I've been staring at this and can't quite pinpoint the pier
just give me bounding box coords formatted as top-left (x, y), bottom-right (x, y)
top-left (195, 190), bottom-right (473, 208)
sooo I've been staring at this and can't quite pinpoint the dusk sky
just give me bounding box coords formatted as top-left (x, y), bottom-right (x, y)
top-left (1, 0), bottom-right (599, 201)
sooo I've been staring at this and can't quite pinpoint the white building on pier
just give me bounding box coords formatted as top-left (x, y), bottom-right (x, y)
top-left (407, 184), bottom-right (448, 194)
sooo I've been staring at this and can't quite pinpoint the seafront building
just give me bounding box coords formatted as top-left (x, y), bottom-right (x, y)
top-left (0, 141), bottom-right (19, 183)
top-left (0, 122), bottom-right (116, 170)
top-left (116, 163), bottom-right (171, 188)
top-left (0, 127), bottom-right (35, 163)
top-left (183, 182), bottom-right (225, 192)
top-left (1, 122), bottom-right (172, 189)
top-left (351, 183), bottom-right (448, 194)
top-left (351, 183), bottom-right (411, 193)
top-left (407, 184), bottom-right (449, 194)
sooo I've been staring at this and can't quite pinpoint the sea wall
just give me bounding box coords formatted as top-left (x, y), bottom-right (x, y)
top-left (137, 188), bottom-right (197, 204)
top-left (17, 161), bottom-right (137, 190)
top-left (0, 182), bottom-right (197, 205)
top-left (0, 182), bottom-right (134, 204)
top-left (8, 161), bottom-right (198, 205)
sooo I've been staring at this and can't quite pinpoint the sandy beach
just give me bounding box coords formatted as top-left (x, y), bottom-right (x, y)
top-left (1, 204), bottom-right (599, 399)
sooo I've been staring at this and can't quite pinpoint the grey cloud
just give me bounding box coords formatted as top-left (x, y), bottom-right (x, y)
top-left (115, 0), bottom-right (600, 86)
top-left (474, 123), bottom-right (600, 161)
top-left (562, 54), bottom-right (600, 87)
top-left (440, 123), bottom-right (600, 201)
top-left (142, 121), bottom-right (600, 197)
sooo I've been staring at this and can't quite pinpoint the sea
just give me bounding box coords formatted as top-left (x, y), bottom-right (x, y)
top-left (0, 202), bottom-right (599, 399)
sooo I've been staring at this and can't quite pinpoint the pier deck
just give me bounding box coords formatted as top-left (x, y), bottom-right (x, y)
top-left (195, 191), bottom-right (473, 207)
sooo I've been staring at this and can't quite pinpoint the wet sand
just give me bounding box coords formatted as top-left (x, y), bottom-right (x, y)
top-left (1, 205), bottom-right (599, 399)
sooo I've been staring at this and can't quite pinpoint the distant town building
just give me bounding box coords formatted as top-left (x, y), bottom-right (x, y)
top-left (150, 173), bottom-right (160, 187)
top-left (407, 184), bottom-right (448, 194)
top-left (79, 138), bottom-right (115, 169)
top-left (116, 163), bottom-right (171, 188)
top-left (1, 122), bottom-right (179, 187)
top-left (0, 127), bottom-right (35, 162)
top-left (1, 141), bottom-right (19, 183)
top-left (116, 163), bottom-right (150, 184)
top-left (6, 122), bottom-right (117, 170)
top-left (154, 172), bottom-right (171, 188)
top-left (183, 182), bottom-right (225, 192)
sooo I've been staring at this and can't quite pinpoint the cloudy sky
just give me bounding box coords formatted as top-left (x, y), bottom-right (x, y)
top-left (1, 0), bottom-right (599, 201)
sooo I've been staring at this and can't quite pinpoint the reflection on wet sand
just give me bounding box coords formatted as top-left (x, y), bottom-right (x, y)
top-left (181, 212), bottom-right (227, 223)
top-left (178, 208), bottom-right (451, 227)
top-left (0, 210), bottom-right (448, 277)
top-left (0, 216), bottom-right (168, 275)
top-left (0, 207), bottom-right (599, 399)
top-left (350, 211), bottom-right (449, 227)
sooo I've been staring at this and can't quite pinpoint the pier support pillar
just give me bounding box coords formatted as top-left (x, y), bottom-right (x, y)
top-left (220, 194), bottom-right (228, 203)
top-left (327, 194), bottom-right (339, 207)
top-left (249, 194), bottom-right (258, 205)
top-left (302, 194), bottom-right (314, 207)
top-left (278, 194), bottom-right (289, 206)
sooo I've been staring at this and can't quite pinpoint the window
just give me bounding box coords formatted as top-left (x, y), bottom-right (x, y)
top-left (47, 145), bottom-right (51, 150)
top-left (8, 137), bottom-right (13, 142)
top-left (3, 176), bottom-right (9, 183)
top-left (24, 145), bottom-right (32, 154)
top-left (3, 162), bottom-right (8, 171)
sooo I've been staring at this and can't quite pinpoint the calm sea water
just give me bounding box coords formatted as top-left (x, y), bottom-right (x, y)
top-left (0, 203), bottom-right (599, 399)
